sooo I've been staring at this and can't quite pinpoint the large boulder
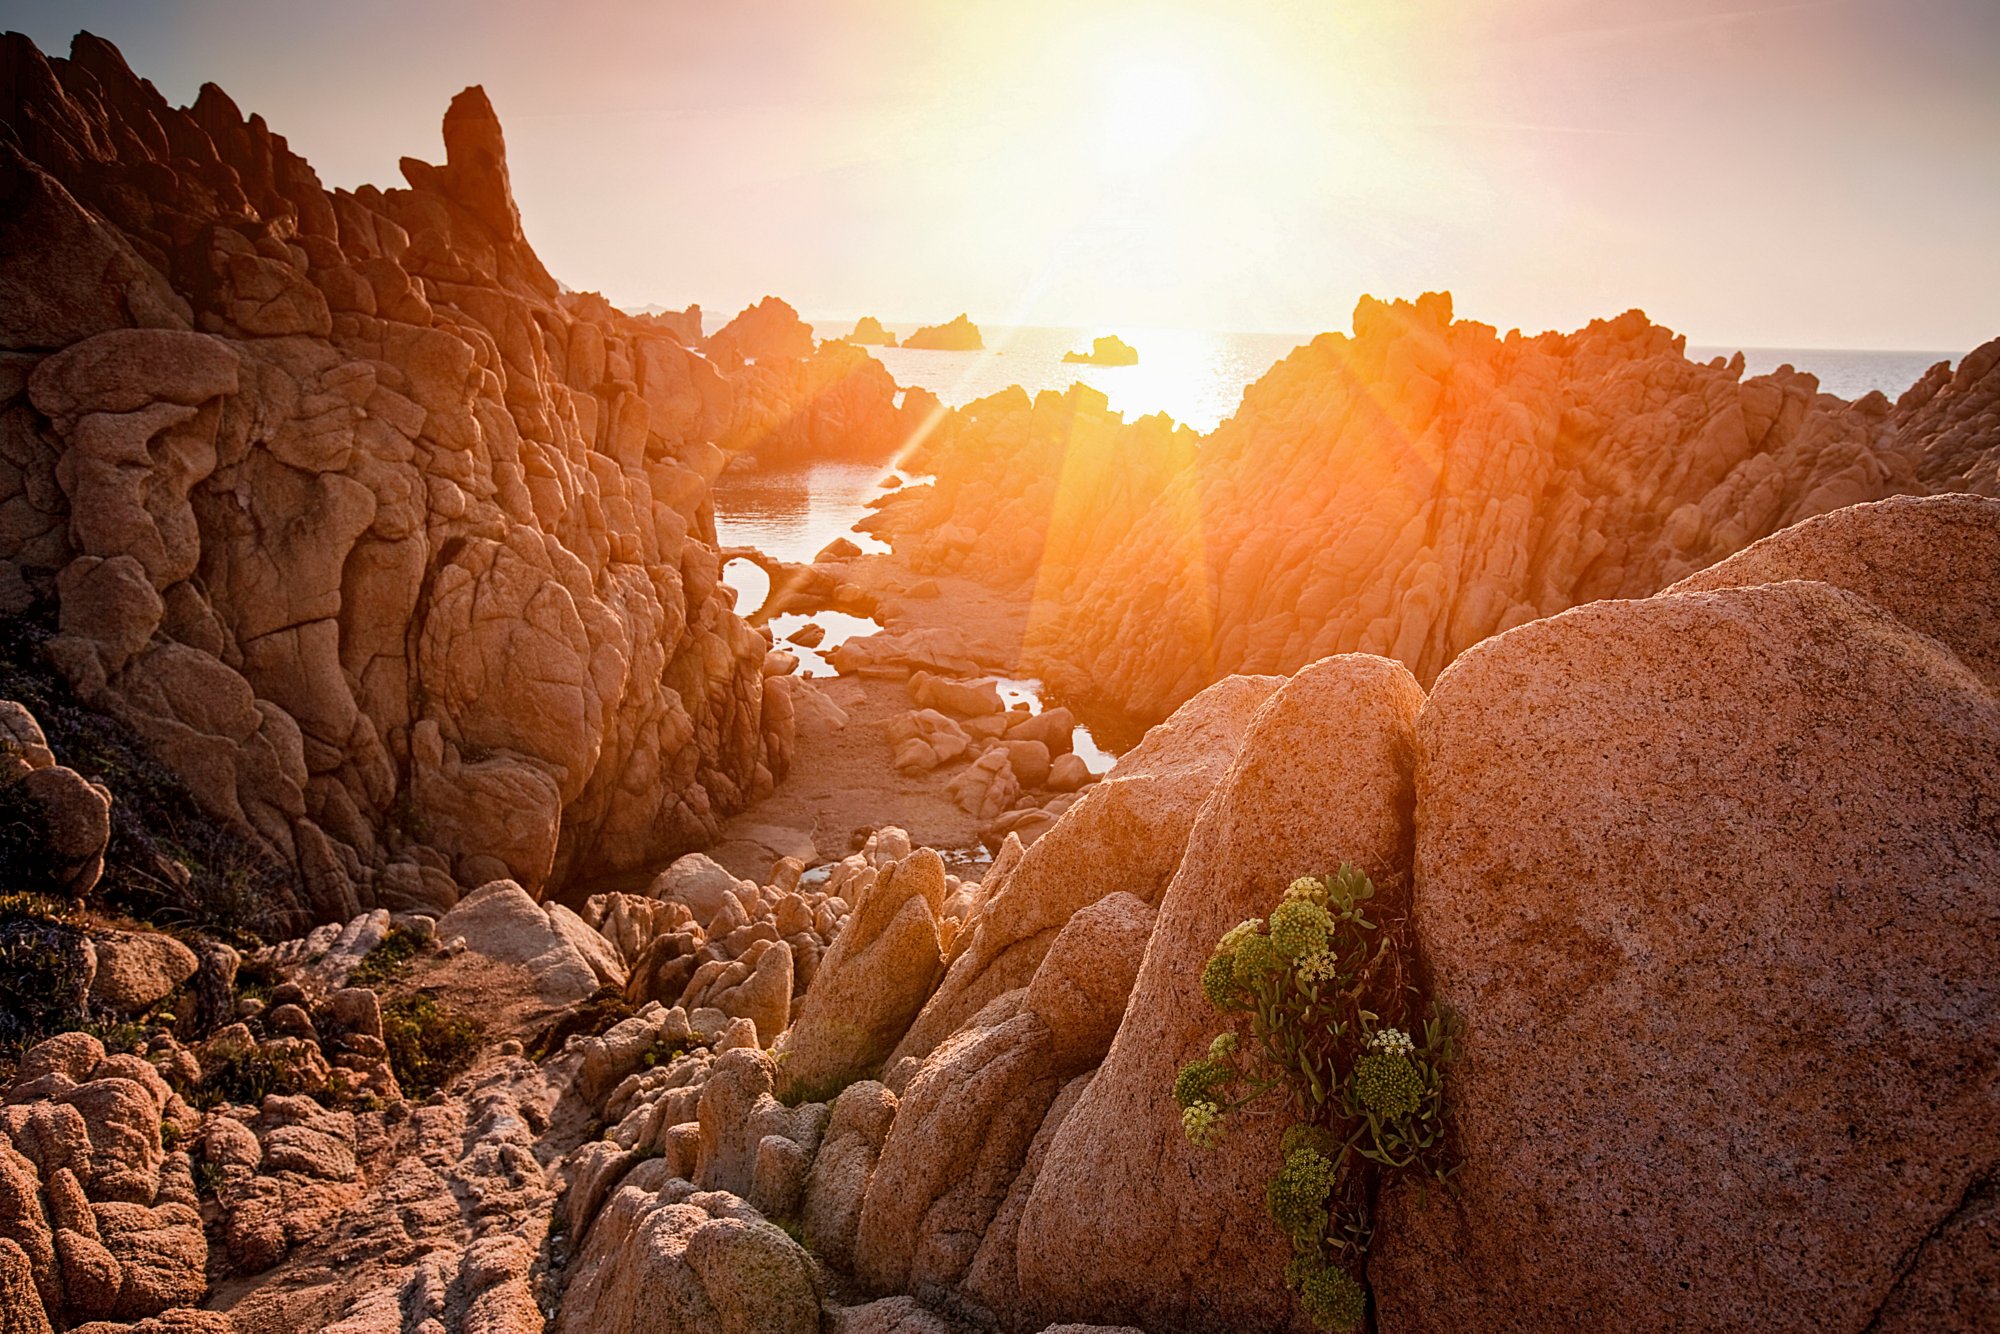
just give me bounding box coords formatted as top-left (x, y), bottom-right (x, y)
top-left (776, 849), bottom-right (946, 1102)
top-left (555, 1163), bottom-right (821, 1334)
top-left (1667, 491), bottom-right (2000, 691)
top-left (86, 933), bottom-right (198, 1015)
top-left (435, 880), bottom-right (601, 1003)
top-left (1368, 578), bottom-right (2000, 1331)
top-left (1016, 655), bottom-right (1426, 1331)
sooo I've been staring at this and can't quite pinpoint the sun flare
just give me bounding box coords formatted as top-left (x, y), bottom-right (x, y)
top-left (1091, 49), bottom-right (1209, 171)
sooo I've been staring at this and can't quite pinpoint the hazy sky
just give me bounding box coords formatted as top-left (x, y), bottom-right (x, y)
top-left (5, 0), bottom-right (1996, 350)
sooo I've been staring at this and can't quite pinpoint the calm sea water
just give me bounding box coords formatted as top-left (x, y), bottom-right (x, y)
top-left (1685, 346), bottom-right (1951, 403)
top-left (867, 326), bottom-right (1303, 433)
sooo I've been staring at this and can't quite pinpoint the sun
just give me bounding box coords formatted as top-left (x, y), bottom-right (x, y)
top-left (1091, 49), bottom-right (1209, 172)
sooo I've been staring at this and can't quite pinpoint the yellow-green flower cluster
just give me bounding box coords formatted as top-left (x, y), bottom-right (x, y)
top-left (1208, 1032), bottom-right (1237, 1059)
top-left (1233, 932), bottom-right (1283, 985)
top-left (1199, 952), bottom-right (1237, 1007)
top-left (1266, 1143), bottom-right (1338, 1245)
top-left (1288, 1254), bottom-right (1367, 1332)
top-left (1353, 1050), bottom-right (1424, 1118)
top-left (1181, 1099), bottom-right (1223, 1148)
top-left (1220, 918), bottom-right (1263, 950)
top-left (1285, 875), bottom-right (1327, 906)
top-left (1270, 897), bottom-right (1333, 960)
top-left (1173, 1055), bottom-right (1229, 1111)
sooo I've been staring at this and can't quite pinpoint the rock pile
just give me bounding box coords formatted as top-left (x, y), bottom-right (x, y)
top-left (540, 493), bottom-right (1998, 1333)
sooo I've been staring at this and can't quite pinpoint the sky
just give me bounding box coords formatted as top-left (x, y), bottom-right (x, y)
top-left (3, 0), bottom-right (1996, 350)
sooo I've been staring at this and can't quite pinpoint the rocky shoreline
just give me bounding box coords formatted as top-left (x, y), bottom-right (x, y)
top-left (1, 28), bottom-right (1996, 1334)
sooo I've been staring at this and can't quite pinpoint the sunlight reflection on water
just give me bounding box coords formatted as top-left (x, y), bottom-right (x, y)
top-left (871, 325), bottom-right (1302, 432)
top-left (712, 461), bottom-right (909, 565)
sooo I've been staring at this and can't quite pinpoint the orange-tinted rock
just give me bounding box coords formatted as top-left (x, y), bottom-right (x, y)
top-left (0, 33), bottom-right (804, 923)
top-left (901, 314), bottom-right (983, 352)
top-left (1017, 655), bottom-right (1425, 1332)
top-left (891, 293), bottom-right (1998, 727)
top-left (1368, 574), bottom-right (2000, 1331)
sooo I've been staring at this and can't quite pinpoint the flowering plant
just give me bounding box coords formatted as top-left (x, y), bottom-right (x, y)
top-left (1171, 865), bottom-right (1458, 1331)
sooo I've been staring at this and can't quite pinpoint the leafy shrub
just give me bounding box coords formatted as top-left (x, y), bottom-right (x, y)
top-left (381, 992), bottom-right (482, 1097)
top-left (0, 891), bottom-right (93, 1058)
top-left (1172, 865), bottom-right (1459, 1331)
top-left (345, 925), bottom-right (424, 988)
top-left (0, 611), bottom-right (305, 939)
top-left (196, 1041), bottom-right (317, 1109)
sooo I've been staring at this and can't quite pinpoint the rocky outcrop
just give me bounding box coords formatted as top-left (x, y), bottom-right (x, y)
top-left (901, 315), bottom-right (983, 352)
top-left (848, 317), bottom-right (898, 348)
top-left (1060, 335), bottom-right (1136, 367)
top-left (0, 32), bottom-right (807, 929)
top-left (703, 296), bottom-right (814, 368)
top-left (883, 293), bottom-right (2000, 727)
top-left (1898, 335), bottom-right (2000, 496)
top-left (717, 336), bottom-right (919, 464)
top-left (1368, 503), bottom-right (2000, 1331)
top-left (1015, 655), bottom-right (1425, 1331)
top-left (776, 839), bottom-right (947, 1101)
top-left (866, 384), bottom-right (1195, 604)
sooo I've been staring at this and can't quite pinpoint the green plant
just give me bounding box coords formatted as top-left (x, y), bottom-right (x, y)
top-left (0, 892), bottom-right (93, 1058)
top-left (0, 610), bottom-right (306, 938)
top-left (81, 1017), bottom-right (152, 1055)
top-left (345, 925), bottom-right (424, 988)
top-left (380, 992), bottom-right (482, 1097)
top-left (194, 1156), bottom-right (227, 1200)
top-left (1172, 866), bottom-right (1459, 1332)
top-left (199, 1041), bottom-right (312, 1108)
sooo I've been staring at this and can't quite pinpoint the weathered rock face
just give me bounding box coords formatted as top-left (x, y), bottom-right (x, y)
top-left (776, 844), bottom-right (947, 1101)
top-left (883, 293), bottom-right (1999, 726)
top-left (1368, 574), bottom-right (2000, 1330)
top-left (0, 32), bottom-right (805, 926)
top-left (1666, 492), bottom-right (2000, 690)
top-left (1016, 654), bottom-right (1426, 1332)
top-left (557, 1163), bottom-right (823, 1334)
